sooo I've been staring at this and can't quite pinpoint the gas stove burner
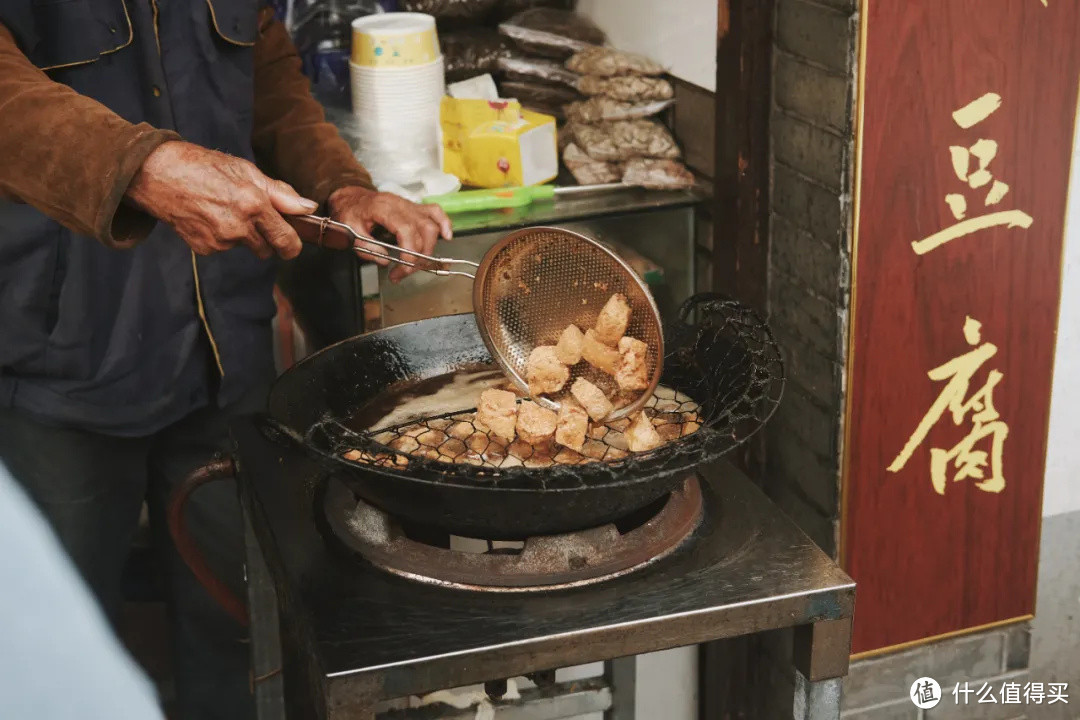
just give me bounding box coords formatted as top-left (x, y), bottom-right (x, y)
top-left (322, 475), bottom-right (704, 591)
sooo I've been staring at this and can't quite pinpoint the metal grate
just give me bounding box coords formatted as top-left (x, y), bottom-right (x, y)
top-left (311, 294), bottom-right (784, 490)
top-left (343, 387), bottom-right (702, 470)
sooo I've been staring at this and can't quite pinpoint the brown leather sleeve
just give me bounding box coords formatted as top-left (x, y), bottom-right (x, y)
top-left (0, 24), bottom-right (179, 249)
top-left (252, 9), bottom-right (374, 205)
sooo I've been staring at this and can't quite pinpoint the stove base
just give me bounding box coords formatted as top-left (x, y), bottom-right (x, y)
top-left (322, 476), bottom-right (704, 591)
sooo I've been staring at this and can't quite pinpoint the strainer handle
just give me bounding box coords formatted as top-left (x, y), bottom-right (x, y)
top-left (284, 214), bottom-right (478, 279)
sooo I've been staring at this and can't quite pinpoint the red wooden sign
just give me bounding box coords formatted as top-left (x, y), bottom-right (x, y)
top-left (842, 0), bottom-right (1080, 655)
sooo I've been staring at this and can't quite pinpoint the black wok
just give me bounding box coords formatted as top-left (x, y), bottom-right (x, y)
top-left (259, 294), bottom-right (783, 539)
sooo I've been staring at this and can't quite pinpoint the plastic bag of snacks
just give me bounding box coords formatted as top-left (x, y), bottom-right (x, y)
top-left (497, 56), bottom-right (581, 87)
top-left (566, 46), bottom-right (665, 77)
top-left (399, 0), bottom-right (500, 20)
top-left (442, 29), bottom-right (514, 82)
top-left (577, 75), bottom-right (674, 102)
top-left (569, 120), bottom-right (681, 162)
top-left (499, 8), bottom-right (606, 59)
top-left (562, 143), bottom-right (622, 185)
top-left (499, 80), bottom-right (582, 119)
top-left (563, 96), bottom-right (674, 124)
top-left (496, 0), bottom-right (575, 21)
top-left (622, 158), bottom-right (695, 190)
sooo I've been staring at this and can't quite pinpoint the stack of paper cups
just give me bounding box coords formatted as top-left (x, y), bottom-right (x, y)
top-left (350, 13), bottom-right (444, 186)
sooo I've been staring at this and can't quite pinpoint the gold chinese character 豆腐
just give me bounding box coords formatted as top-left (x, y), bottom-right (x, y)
top-left (888, 316), bottom-right (1009, 495)
top-left (911, 93), bottom-right (1034, 255)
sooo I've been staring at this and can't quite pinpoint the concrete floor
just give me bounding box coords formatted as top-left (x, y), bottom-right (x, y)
top-left (1028, 509), bottom-right (1080, 720)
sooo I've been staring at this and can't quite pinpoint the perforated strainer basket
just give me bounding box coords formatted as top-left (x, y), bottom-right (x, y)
top-left (472, 226), bottom-right (664, 420)
top-left (286, 216), bottom-right (664, 420)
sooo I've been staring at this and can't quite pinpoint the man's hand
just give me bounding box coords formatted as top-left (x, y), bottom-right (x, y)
top-left (328, 186), bottom-right (453, 283)
top-left (125, 140), bottom-right (317, 260)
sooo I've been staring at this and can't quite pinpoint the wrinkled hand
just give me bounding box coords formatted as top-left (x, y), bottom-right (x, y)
top-left (125, 140), bottom-right (317, 260)
top-left (327, 186), bottom-right (453, 282)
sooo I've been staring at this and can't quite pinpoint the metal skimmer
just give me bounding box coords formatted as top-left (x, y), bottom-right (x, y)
top-left (287, 216), bottom-right (664, 420)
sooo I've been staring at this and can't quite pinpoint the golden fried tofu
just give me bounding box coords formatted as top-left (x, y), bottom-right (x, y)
top-left (570, 377), bottom-right (614, 421)
top-left (439, 438), bottom-right (468, 460)
top-left (555, 402), bottom-right (589, 452)
top-left (594, 293), bottom-right (631, 346)
top-left (555, 324), bottom-right (585, 365)
top-left (582, 329), bottom-right (621, 375)
top-left (615, 336), bottom-right (649, 391)
top-left (447, 421), bottom-right (476, 440)
top-left (416, 429), bottom-right (447, 448)
top-left (516, 400), bottom-right (558, 444)
top-left (478, 388), bottom-right (518, 442)
top-left (656, 423), bottom-right (683, 443)
top-left (388, 436), bottom-right (421, 454)
top-left (526, 345), bottom-right (570, 396)
top-left (626, 412), bottom-right (663, 452)
top-left (465, 430), bottom-right (490, 455)
top-left (580, 439), bottom-right (609, 461)
top-left (554, 447), bottom-right (591, 465)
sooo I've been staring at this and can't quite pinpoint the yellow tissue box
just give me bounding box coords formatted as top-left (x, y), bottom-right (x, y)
top-left (439, 97), bottom-right (558, 188)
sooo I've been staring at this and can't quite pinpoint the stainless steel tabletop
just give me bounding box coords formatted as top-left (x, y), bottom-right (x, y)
top-left (233, 418), bottom-right (854, 716)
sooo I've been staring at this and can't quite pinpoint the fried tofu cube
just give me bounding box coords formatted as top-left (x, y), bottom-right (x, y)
top-left (526, 345), bottom-right (570, 396)
top-left (580, 439), bottom-right (609, 461)
top-left (516, 400), bottom-right (558, 445)
top-left (626, 412), bottom-right (663, 452)
top-left (447, 421), bottom-right (476, 440)
top-left (555, 402), bottom-right (589, 451)
top-left (478, 389), bottom-right (518, 442)
top-left (594, 293), bottom-right (631, 346)
top-left (388, 436), bottom-right (421, 454)
top-left (582, 329), bottom-right (621, 375)
top-left (615, 336), bottom-right (649, 391)
top-left (656, 422), bottom-right (683, 443)
top-left (570, 378), bottom-right (614, 422)
top-left (556, 324), bottom-right (585, 365)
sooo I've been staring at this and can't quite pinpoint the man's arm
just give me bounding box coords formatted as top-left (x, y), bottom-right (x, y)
top-left (251, 10), bottom-right (453, 280)
top-left (250, 8), bottom-right (373, 204)
top-left (0, 22), bottom-right (314, 258)
top-left (0, 24), bottom-right (176, 248)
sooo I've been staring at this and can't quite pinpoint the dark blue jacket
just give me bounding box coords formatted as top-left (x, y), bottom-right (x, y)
top-left (0, 0), bottom-right (297, 435)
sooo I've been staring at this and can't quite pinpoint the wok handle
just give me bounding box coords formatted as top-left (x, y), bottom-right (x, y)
top-left (252, 413), bottom-right (347, 473)
top-left (166, 457), bottom-right (249, 627)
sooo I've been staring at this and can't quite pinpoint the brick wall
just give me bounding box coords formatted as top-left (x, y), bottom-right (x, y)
top-left (842, 625), bottom-right (1031, 719)
top-left (765, 0), bottom-right (857, 556)
top-left (758, 1), bottom-right (1036, 718)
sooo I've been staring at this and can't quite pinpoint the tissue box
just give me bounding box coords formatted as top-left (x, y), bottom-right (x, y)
top-left (439, 97), bottom-right (558, 188)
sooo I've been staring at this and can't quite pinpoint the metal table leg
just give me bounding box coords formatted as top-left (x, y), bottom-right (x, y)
top-left (605, 656), bottom-right (636, 720)
top-left (792, 619), bottom-right (853, 720)
top-left (245, 511), bottom-right (287, 720)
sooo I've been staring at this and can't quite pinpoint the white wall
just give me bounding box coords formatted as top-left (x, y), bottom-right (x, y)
top-left (575, 0), bottom-right (718, 91)
top-left (1043, 117), bottom-right (1080, 517)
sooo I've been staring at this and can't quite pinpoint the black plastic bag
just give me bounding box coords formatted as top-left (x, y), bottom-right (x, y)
top-left (499, 8), bottom-right (605, 59)
top-left (441, 29), bottom-right (515, 82)
top-left (399, 0), bottom-right (500, 20)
